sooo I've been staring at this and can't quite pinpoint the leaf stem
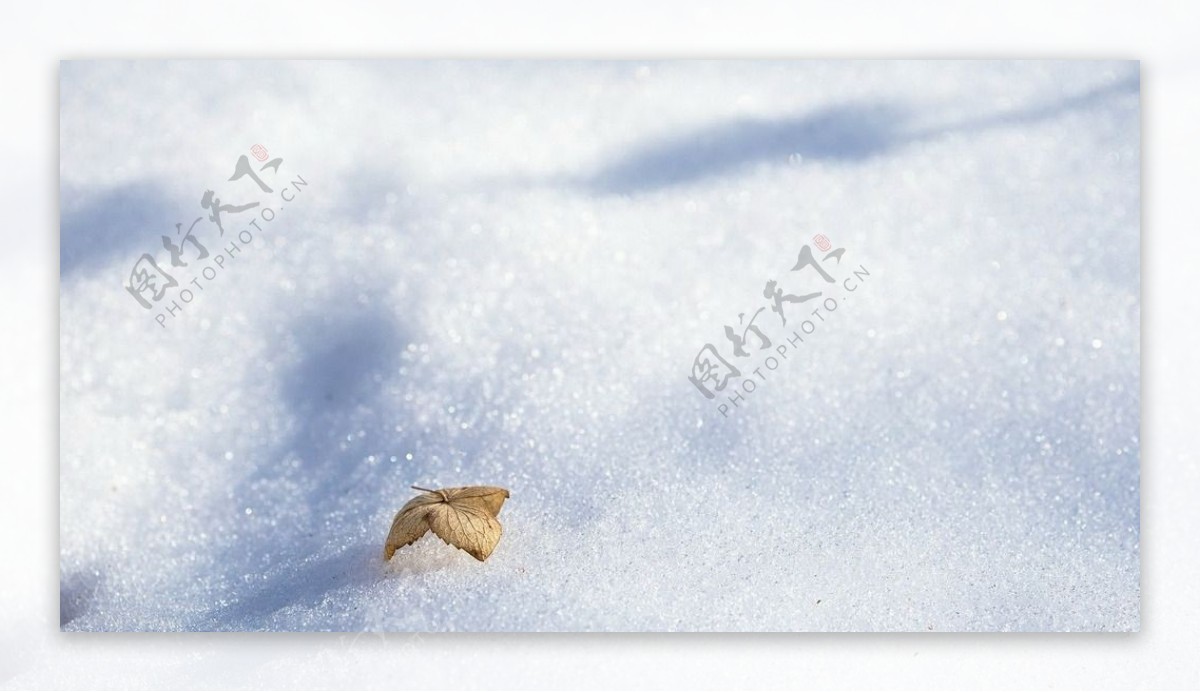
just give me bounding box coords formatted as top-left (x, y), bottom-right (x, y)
top-left (411, 485), bottom-right (438, 493)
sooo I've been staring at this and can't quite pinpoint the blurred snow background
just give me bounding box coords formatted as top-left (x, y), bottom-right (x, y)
top-left (58, 60), bottom-right (1139, 632)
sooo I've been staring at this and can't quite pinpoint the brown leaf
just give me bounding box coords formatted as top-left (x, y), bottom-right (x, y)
top-left (384, 485), bottom-right (510, 562)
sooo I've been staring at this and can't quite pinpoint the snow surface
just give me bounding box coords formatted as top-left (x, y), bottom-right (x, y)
top-left (59, 60), bottom-right (1139, 632)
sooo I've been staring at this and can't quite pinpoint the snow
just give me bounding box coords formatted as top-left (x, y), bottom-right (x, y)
top-left (58, 60), bottom-right (1139, 631)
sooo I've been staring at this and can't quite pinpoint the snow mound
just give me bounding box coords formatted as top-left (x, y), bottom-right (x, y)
top-left (59, 60), bottom-right (1139, 631)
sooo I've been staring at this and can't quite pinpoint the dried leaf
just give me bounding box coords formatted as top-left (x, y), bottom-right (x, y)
top-left (384, 485), bottom-right (510, 562)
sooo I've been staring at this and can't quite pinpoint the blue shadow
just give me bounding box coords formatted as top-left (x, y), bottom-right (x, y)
top-left (586, 103), bottom-right (906, 194)
top-left (582, 72), bottom-right (1139, 195)
top-left (60, 181), bottom-right (188, 277)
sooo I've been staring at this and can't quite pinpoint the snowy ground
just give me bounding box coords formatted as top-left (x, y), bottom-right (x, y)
top-left (59, 60), bottom-right (1139, 632)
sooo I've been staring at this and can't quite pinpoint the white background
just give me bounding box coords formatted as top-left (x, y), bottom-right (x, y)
top-left (2, 0), bottom-right (1198, 688)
